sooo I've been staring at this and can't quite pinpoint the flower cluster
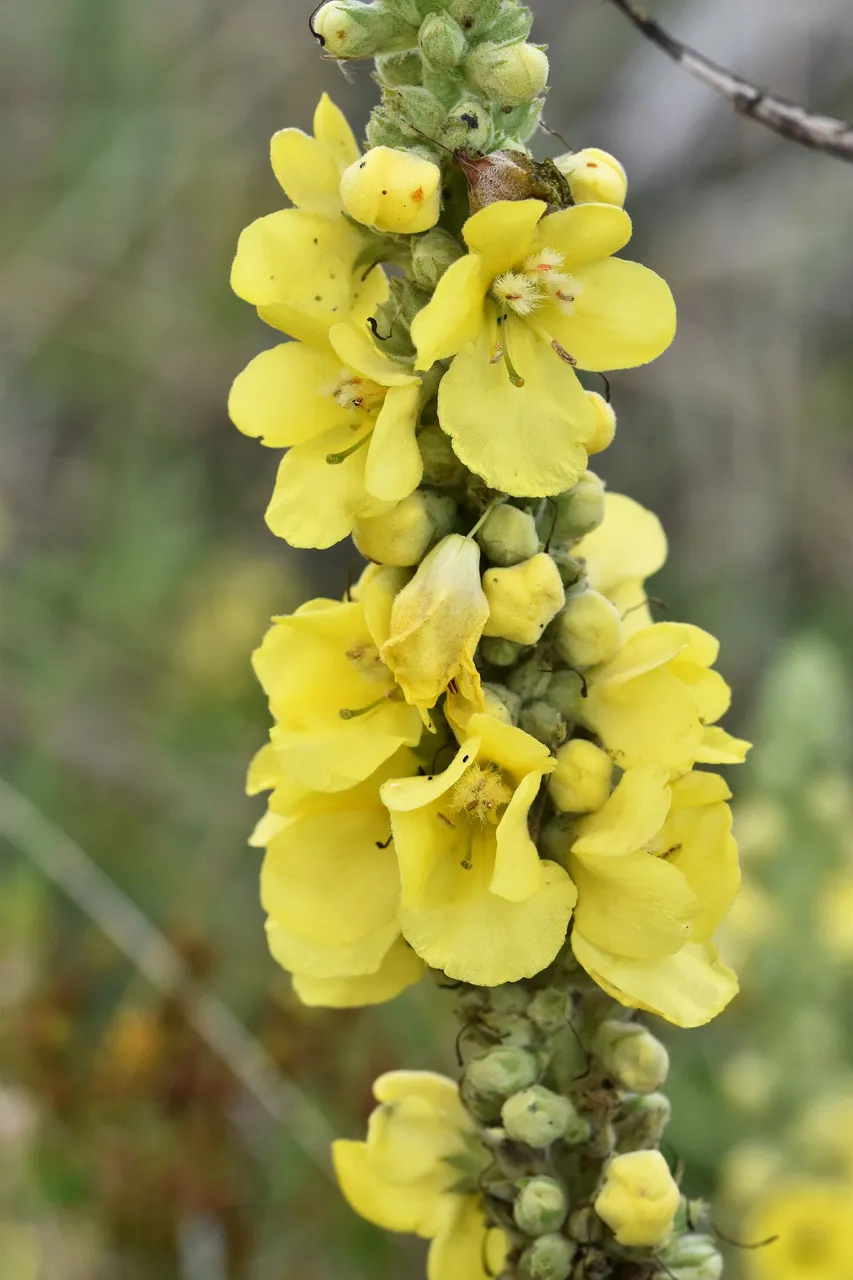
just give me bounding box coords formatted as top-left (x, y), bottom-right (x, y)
top-left (230, 1), bottom-right (747, 1275)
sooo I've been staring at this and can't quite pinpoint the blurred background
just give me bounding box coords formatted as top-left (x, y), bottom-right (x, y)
top-left (1, 0), bottom-right (852, 1276)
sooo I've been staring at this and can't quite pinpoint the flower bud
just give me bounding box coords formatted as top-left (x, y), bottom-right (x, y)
top-left (448, 0), bottom-right (502, 37)
top-left (416, 423), bottom-right (465, 487)
top-left (313, 1), bottom-right (415, 59)
top-left (374, 49), bottom-right (423, 87)
top-left (539, 812), bottom-right (575, 863)
top-left (615, 1092), bottom-right (672, 1151)
top-left (549, 472), bottom-right (606, 541)
top-left (411, 228), bottom-right (466, 290)
top-left (466, 1046), bottom-right (540, 1100)
top-left (555, 148), bottom-right (627, 208)
top-left (464, 41), bottom-right (549, 107)
top-left (483, 553), bottom-right (565, 645)
top-left (386, 85), bottom-right (448, 137)
top-left (340, 147), bottom-right (441, 234)
top-left (502, 1086), bottom-right (590, 1148)
top-left (549, 542), bottom-right (585, 588)
top-left (659, 1235), bottom-right (723, 1280)
top-left (527, 988), bottom-right (571, 1035)
top-left (419, 12), bottom-right (467, 68)
top-left (554, 589), bottom-right (622, 669)
top-left (483, 681), bottom-right (522, 725)
top-left (440, 99), bottom-right (493, 151)
top-left (514, 1177), bottom-right (569, 1237)
top-left (593, 1021), bottom-right (670, 1094)
top-left (545, 669), bottom-right (586, 721)
top-left (353, 491), bottom-right (455, 566)
top-left (549, 739), bottom-right (613, 813)
top-left (477, 504), bottom-right (541, 567)
top-left (481, 636), bottom-right (526, 667)
top-left (584, 392), bottom-right (617, 456)
top-left (507, 652), bottom-right (552, 701)
top-left (594, 1151), bottom-right (680, 1248)
top-left (519, 700), bottom-right (567, 748)
top-left (519, 1233), bottom-right (576, 1280)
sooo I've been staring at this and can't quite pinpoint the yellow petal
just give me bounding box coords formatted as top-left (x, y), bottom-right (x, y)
top-left (373, 1070), bottom-right (464, 1116)
top-left (382, 737), bottom-right (481, 813)
top-left (542, 257), bottom-right (676, 372)
top-left (659, 621), bottom-right (719, 667)
top-left (470, 713), bottom-right (554, 782)
top-left (333, 1139), bottom-right (438, 1237)
top-left (340, 147), bottom-right (441, 234)
top-left (365, 383), bottom-right (424, 501)
top-left (668, 770), bottom-right (731, 808)
top-left (574, 492), bottom-right (667, 599)
top-left (654, 803), bottom-right (740, 942)
top-left (246, 742), bottom-right (280, 795)
top-left (411, 254), bottom-right (487, 369)
top-left (356, 562), bottom-right (412, 649)
top-left (329, 320), bottom-right (419, 387)
top-left (270, 128), bottom-right (343, 218)
top-left (228, 342), bottom-right (347, 446)
top-left (295, 935), bottom-right (424, 1007)
top-left (571, 849), bottom-right (698, 959)
top-left (248, 809), bottom-right (287, 848)
top-left (428, 1198), bottom-right (501, 1280)
top-left (265, 917), bottom-right (400, 978)
top-left (572, 934), bottom-right (739, 1027)
top-left (265, 424), bottom-right (390, 549)
top-left (572, 764), bottom-right (672, 857)
top-left (313, 92), bottom-right (360, 170)
top-left (231, 210), bottom-right (365, 347)
top-left (491, 770), bottom-right (547, 902)
top-left (534, 203), bottom-right (632, 270)
top-left (261, 809), bottom-right (399, 946)
top-left (695, 725), bottom-right (752, 764)
top-left (350, 263), bottom-right (390, 328)
top-left (389, 802), bottom-right (467, 908)
top-left (438, 320), bottom-right (592, 497)
top-left (670, 662), bottom-right (731, 724)
top-left (462, 199), bottom-right (546, 280)
top-left (367, 1095), bottom-right (461, 1188)
top-left (595, 624), bottom-right (690, 685)
top-left (585, 668), bottom-right (703, 775)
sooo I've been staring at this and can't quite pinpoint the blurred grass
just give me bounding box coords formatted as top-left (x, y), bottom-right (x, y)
top-left (1, 0), bottom-right (853, 1275)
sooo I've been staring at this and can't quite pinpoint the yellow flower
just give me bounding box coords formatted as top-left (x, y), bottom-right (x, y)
top-left (381, 535), bottom-right (490, 718)
top-left (229, 318), bottom-right (423, 548)
top-left (381, 714), bottom-right (576, 985)
top-left (568, 767), bottom-right (740, 1027)
top-left (744, 1181), bottom-right (853, 1280)
top-left (231, 94), bottom-right (387, 347)
top-left (573, 491), bottom-right (667, 636)
top-left (555, 148), bottom-right (628, 207)
top-left (410, 199), bottom-right (675, 496)
top-left (340, 147), bottom-right (442, 233)
top-left (334, 1071), bottom-right (506, 1280)
top-left (252, 598), bottom-right (422, 792)
top-left (482, 552), bottom-right (566, 645)
top-left (594, 1150), bottom-right (680, 1248)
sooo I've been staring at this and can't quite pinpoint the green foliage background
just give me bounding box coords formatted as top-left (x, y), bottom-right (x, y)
top-left (1, 1), bottom-right (852, 1276)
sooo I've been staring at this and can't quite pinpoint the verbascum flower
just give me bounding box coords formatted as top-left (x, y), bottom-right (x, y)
top-left (410, 200), bottom-right (676, 495)
top-left (743, 1181), bottom-right (853, 1280)
top-left (340, 146), bottom-right (442, 233)
top-left (231, 94), bottom-right (386, 347)
top-left (555, 148), bottom-right (628, 208)
top-left (567, 767), bottom-right (740, 1027)
top-left (334, 1072), bottom-right (506, 1279)
top-left (380, 534), bottom-right (490, 717)
top-left (249, 741), bottom-right (424, 1006)
top-left (594, 1150), bottom-right (680, 1248)
top-left (252, 598), bottom-right (421, 791)
top-left (381, 713), bottom-right (576, 984)
top-left (230, 319), bottom-right (424, 547)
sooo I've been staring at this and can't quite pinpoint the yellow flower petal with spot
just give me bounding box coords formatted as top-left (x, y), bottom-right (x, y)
top-left (340, 147), bottom-right (442, 234)
top-left (294, 936), bottom-right (424, 1007)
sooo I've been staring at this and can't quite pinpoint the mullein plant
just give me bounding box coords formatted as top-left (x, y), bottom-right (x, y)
top-left (230, 2), bottom-right (749, 1276)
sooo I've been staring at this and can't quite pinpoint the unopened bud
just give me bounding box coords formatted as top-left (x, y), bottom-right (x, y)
top-left (353, 491), bottom-right (455, 566)
top-left (483, 553), bottom-right (565, 645)
top-left (550, 472), bottom-right (606, 541)
top-left (527, 988), bottom-right (571, 1035)
top-left (483, 681), bottom-right (522, 725)
top-left (545, 669), bottom-right (586, 721)
top-left (465, 41), bottom-right (549, 107)
top-left (440, 99), bottom-right (492, 151)
top-left (549, 542), bottom-right (585, 588)
top-left (466, 1047), bottom-right (540, 1101)
top-left (419, 11), bottom-right (467, 67)
top-left (507, 653), bottom-right (552, 701)
top-left (567, 1207), bottom-right (604, 1245)
top-left (593, 1021), bottom-right (670, 1094)
top-left (477, 504), bottom-right (541, 566)
top-left (411, 228), bottom-right (466, 290)
top-left (448, 0), bottom-right (502, 37)
top-left (340, 147), bottom-right (441, 234)
top-left (554, 589), bottom-right (622, 669)
top-left (502, 1086), bottom-right (590, 1148)
top-left (386, 85), bottom-right (448, 137)
top-left (539, 812), bottom-right (575, 862)
top-left (374, 49), bottom-right (423, 87)
top-left (555, 148), bottom-right (627, 208)
top-left (549, 739), bottom-right (613, 813)
top-left (519, 1233), bottom-right (576, 1280)
top-left (615, 1092), bottom-right (672, 1151)
top-left (515, 1177), bottom-right (569, 1237)
top-left (659, 1235), bottom-right (723, 1280)
top-left (417, 423), bottom-right (466, 487)
top-left (481, 636), bottom-right (526, 667)
top-left (490, 983), bottom-right (529, 1014)
top-left (313, 0), bottom-right (416, 59)
top-left (583, 392), bottom-right (617, 456)
top-left (594, 1150), bottom-right (680, 1248)
top-left (520, 700), bottom-right (567, 748)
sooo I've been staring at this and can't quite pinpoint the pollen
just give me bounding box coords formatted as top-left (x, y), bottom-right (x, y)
top-left (492, 271), bottom-right (541, 317)
top-left (523, 246), bottom-right (564, 274)
top-left (330, 372), bottom-right (386, 413)
top-left (448, 763), bottom-right (513, 825)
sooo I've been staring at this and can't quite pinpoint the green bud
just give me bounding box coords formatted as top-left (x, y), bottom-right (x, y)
top-left (567, 1207), bottom-right (604, 1245)
top-left (417, 423), bottom-right (466, 487)
top-left (538, 812), bottom-right (575, 863)
top-left (465, 41), bottom-right (548, 108)
top-left (485, 3), bottom-right (534, 45)
top-left (615, 1092), bottom-right (672, 1152)
top-left (397, 278), bottom-right (434, 325)
top-left (466, 1047), bottom-right (540, 1101)
top-left (544, 669), bottom-right (586, 721)
top-left (549, 542), bottom-right (585, 588)
top-left (549, 473), bottom-right (606, 541)
top-left (481, 636), bottom-right (525, 667)
top-left (412, 228), bottom-right (466, 290)
top-left (519, 1232), bottom-right (576, 1280)
top-left (483, 681), bottom-right (522, 725)
top-left (586, 1121), bottom-right (617, 1161)
top-left (502, 1086), bottom-right (590, 1148)
top-left (386, 84), bottom-right (448, 136)
top-left (489, 983), bottom-right (530, 1014)
top-left (482, 1012), bottom-right (536, 1049)
top-left (527, 988), bottom-right (571, 1035)
top-left (313, 1), bottom-right (418, 59)
top-left (439, 98), bottom-right (493, 151)
top-left (519, 700), bottom-right (567, 748)
top-left (352, 491), bottom-right (456, 566)
top-left (477, 503), bottom-right (541, 566)
top-left (593, 1021), bottom-right (670, 1094)
top-left (374, 49), bottom-right (424, 86)
top-left (515, 1177), bottom-right (569, 1236)
top-left (554, 589), bottom-right (622, 670)
top-left (419, 11), bottom-right (467, 67)
top-left (507, 652), bottom-right (552, 702)
top-left (659, 1235), bottom-right (723, 1280)
top-left (447, 0), bottom-right (502, 37)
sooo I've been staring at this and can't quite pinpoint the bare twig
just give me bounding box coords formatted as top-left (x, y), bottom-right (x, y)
top-left (603, 0), bottom-right (853, 162)
top-left (0, 776), bottom-right (335, 1178)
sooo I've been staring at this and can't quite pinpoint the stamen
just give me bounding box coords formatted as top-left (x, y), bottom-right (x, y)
top-left (326, 429), bottom-right (373, 464)
top-left (492, 271), bottom-right (540, 317)
top-left (551, 340), bottom-right (577, 366)
top-left (524, 247), bottom-right (564, 273)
